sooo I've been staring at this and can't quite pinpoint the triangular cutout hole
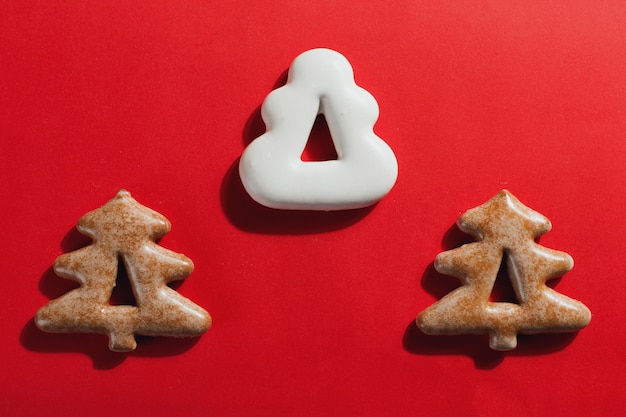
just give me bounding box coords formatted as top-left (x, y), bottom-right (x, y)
top-left (109, 254), bottom-right (138, 306)
top-left (489, 252), bottom-right (519, 304)
top-left (300, 114), bottom-right (339, 161)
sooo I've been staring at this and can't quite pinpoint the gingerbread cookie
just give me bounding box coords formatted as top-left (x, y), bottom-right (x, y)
top-left (35, 190), bottom-right (211, 352)
top-left (417, 190), bottom-right (591, 351)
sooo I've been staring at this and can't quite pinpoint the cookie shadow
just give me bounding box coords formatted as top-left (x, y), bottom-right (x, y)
top-left (220, 159), bottom-right (375, 234)
top-left (23, 228), bottom-right (205, 369)
top-left (404, 224), bottom-right (580, 369)
top-left (240, 69), bottom-right (288, 149)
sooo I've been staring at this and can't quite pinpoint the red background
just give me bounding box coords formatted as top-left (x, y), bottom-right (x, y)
top-left (2, 1), bottom-right (625, 416)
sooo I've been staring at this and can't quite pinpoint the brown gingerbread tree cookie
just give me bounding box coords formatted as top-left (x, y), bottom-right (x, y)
top-left (35, 190), bottom-right (211, 352)
top-left (417, 190), bottom-right (591, 351)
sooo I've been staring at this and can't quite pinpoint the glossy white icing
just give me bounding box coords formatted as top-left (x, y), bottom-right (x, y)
top-left (239, 48), bottom-right (398, 211)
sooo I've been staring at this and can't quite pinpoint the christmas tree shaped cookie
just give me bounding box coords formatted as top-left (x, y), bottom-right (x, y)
top-left (35, 190), bottom-right (211, 351)
top-left (239, 48), bottom-right (398, 210)
top-left (417, 190), bottom-right (591, 351)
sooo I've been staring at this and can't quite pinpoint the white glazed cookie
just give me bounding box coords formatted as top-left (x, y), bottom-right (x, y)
top-left (35, 190), bottom-right (211, 352)
top-left (239, 48), bottom-right (398, 211)
top-left (417, 190), bottom-right (591, 351)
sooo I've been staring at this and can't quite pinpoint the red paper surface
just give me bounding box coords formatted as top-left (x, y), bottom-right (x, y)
top-left (2, 2), bottom-right (625, 416)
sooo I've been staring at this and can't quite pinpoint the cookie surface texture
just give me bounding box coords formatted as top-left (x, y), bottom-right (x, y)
top-left (35, 190), bottom-right (211, 352)
top-left (417, 190), bottom-right (591, 351)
